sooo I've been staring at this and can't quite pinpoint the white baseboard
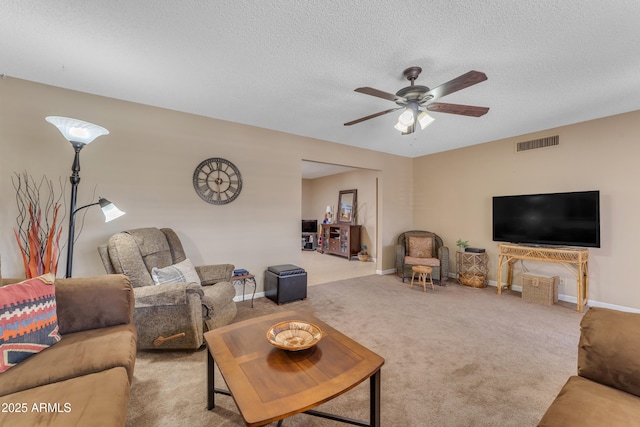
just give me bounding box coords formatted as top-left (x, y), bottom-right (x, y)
top-left (239, 273), bottom-right (640, 314)
top-left (234, 269), bottom-right (393, 301)
top-left (483, 279), bottom-right (640, 314)
top-left (234, 291), bottom-right (265, 302)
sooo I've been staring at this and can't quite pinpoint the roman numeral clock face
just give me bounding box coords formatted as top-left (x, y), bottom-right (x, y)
top-left (193, 158), bottom-right (243, 205)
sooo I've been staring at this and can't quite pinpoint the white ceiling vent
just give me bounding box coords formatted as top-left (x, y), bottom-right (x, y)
top-left (515, 135), bottom-right (559, 152)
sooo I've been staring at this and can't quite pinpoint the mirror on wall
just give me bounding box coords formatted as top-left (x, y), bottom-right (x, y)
top-left (338, 189), bottom-right (357, 224)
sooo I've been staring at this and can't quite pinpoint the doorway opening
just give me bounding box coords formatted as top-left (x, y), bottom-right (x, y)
top-left (300, 160), bottom-right (379, 285)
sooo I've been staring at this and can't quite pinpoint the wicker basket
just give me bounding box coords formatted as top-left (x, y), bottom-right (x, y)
top-left (459, 272), bottom-right (486, 288)
top-left (522, 274), bottom-right (558, 305)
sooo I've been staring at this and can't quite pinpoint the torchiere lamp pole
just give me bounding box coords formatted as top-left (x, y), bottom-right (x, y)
top-left (66, 197), bottom-right (125, 277)
top-left (46, 116), bottom-right (125, 277)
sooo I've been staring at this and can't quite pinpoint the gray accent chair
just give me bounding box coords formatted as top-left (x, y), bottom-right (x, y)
top-left (396, 230), bottom-right (449, 283)
top-left (98, 227), bottom-right (236, 350)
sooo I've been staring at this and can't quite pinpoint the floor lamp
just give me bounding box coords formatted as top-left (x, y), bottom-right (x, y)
top-left (46, 116), bottom-right (125, 278)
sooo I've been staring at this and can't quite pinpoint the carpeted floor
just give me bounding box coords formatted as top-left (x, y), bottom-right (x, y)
top-left (126, 275), bottom-right (584, 426)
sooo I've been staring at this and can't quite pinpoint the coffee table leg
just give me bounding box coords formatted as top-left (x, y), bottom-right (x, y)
top-left (207, 348), bottom-right (215, 410)
top-left (303, 368), bottom-right (382, 426)
top-left (370, 369), bottom-right (381, 427)
top-left (208, 346), bottom-right (233, 411)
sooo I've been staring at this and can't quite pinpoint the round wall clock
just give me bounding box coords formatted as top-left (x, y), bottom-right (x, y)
top-left (193, 157), bottom-right (243, 205)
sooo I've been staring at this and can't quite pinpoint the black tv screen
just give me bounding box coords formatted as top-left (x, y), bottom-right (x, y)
top-left (301, 219), bottom-right (317, 233)
top-left (492, 191), bottom-right (600, 248)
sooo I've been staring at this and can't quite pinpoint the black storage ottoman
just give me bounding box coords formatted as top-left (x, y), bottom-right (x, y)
top-left (265, 264), bottom-right (307, 304)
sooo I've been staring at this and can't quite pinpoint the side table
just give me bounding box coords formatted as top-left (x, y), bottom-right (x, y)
top-left (456, 251), bottom-right (488, 288)
top-left (231, 274), bottom-right (256, 308)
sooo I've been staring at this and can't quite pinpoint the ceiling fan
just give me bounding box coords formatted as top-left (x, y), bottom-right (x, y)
top-left (344, 67), bottom-right (489, 135)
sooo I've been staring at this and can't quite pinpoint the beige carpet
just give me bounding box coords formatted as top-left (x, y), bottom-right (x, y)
top-left (126, 275), bottom-right (584, 426)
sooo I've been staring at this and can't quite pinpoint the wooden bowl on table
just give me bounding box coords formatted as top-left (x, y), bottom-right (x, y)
top-left (266, 320), bottom-right (323, 351)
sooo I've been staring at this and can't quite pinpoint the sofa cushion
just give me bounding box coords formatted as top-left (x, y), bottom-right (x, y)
top-left (0, 323), bottom-right (136, 397)
top-left (538, 375), bottom-right (640, 426)
top-left (0, 367), bottom-right (130, 427)
top-left (408, 235), bottom-right (433, 258)
top-left (578, 307), bottom-right (640, 397)
top-left (151, 258), bottom-right (201, 286)
top-left (0, 273), bottom-right (61, 373)
top-left (54, 275), bottom-right (134, 335)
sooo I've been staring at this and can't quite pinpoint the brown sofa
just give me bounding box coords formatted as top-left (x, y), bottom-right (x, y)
top-left (0, 274), bottom-right (137, 427)
top-left (538, 307), bottom-right (640, 426)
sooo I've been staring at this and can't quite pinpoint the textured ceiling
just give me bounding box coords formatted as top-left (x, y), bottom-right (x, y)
top-left (2, 1), bottom-right (640, 158)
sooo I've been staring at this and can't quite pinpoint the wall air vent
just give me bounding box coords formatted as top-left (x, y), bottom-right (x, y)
top-left (515, 135), bottom-right (559, 152)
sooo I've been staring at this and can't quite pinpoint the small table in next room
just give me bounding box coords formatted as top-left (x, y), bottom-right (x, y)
top-left (205, 311), bottom-right (385, 426)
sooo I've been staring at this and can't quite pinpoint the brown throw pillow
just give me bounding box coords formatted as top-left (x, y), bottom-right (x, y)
top-left (408, 236), bottom-right (433, 258)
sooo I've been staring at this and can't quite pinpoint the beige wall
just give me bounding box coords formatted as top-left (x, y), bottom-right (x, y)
top-left (7, 77), bottom-right (634, 308)
top-left (413, 110), bottom-right (640, 310)
top-left (0, 77), bottom-right (412, 289)
top-left (302, 169), bottom-right (378, 258)
top-left (301, 178), bottom-right (314, 221)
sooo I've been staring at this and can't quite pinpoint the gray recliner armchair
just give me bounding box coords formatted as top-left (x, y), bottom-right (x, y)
top-left (98, 227), bottom-right (236, 350)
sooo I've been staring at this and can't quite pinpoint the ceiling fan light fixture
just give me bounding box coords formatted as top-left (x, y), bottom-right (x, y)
top-left (401, 123), bottom-right (416, 135)
top-left (345, 68), bottom-right (488, 134)
top-left (397, 109), bottom-right (415, 127)
top-left (394, 121), bottom-right (409, 132)
top-left (417, 111), bottom-right (435, 129)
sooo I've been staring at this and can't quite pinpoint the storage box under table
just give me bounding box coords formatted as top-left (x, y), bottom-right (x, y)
top-left (265, 264), bottom-right (307, 304)
top-left (522, 273), bottom-right (559, 305)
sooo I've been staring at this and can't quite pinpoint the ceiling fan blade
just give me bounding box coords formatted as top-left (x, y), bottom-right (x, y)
top-left (426, 102), bottom-right (489, 117)
top-left (426, 70), bottom-right (487, 100)
top-left (355, 87), bottom-right (406, 102)
top-left (344, 107), bottom-right (402, 126)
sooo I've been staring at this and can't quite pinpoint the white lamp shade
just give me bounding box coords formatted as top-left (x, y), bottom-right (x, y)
top-left (417, 111), bottom-right (435, 129)
top-left (397, 109), bottom-right (415, 127)
top-left (46, 116), bottom-right (109, 145)
top-left (394, 122), bottom-right (409, 132)
top-left (98, 198), bottom-right (125, 222)
top-left (326, 205), bottom-right (333, 213)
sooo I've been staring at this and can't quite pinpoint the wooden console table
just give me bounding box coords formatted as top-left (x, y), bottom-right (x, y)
top-left (319, 224), bottom-right (361, 260)
top-left (496, 244), bottom-right (589, 312)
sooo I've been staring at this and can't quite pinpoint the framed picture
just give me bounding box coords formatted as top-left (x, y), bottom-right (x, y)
top-left (338, 189), bottom-right (357, 225)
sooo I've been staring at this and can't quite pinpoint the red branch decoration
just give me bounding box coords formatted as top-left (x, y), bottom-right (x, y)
top-left (12, 173), bottom-right (65, 278)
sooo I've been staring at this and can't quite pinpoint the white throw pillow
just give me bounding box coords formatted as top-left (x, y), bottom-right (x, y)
top-left (151, 259), bottom-right (201, 285)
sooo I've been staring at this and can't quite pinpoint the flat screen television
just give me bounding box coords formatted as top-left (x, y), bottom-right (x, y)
top-left (301, 219), bottom-right (318, 233)
top-left (492, 190), bottom-right (600, 248)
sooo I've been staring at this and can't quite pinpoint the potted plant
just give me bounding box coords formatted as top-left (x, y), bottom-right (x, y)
top-left (456, 239), bottom-right (469, 253)
top-left (358, 245), bottom-right (369, 262)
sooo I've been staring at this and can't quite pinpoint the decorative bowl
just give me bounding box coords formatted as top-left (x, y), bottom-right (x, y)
top-left (266, 320), bottom-right (323, 351)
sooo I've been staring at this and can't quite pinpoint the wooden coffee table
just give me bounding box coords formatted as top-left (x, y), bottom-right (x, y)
top-left (205, 311), bottom-right (384, 426)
